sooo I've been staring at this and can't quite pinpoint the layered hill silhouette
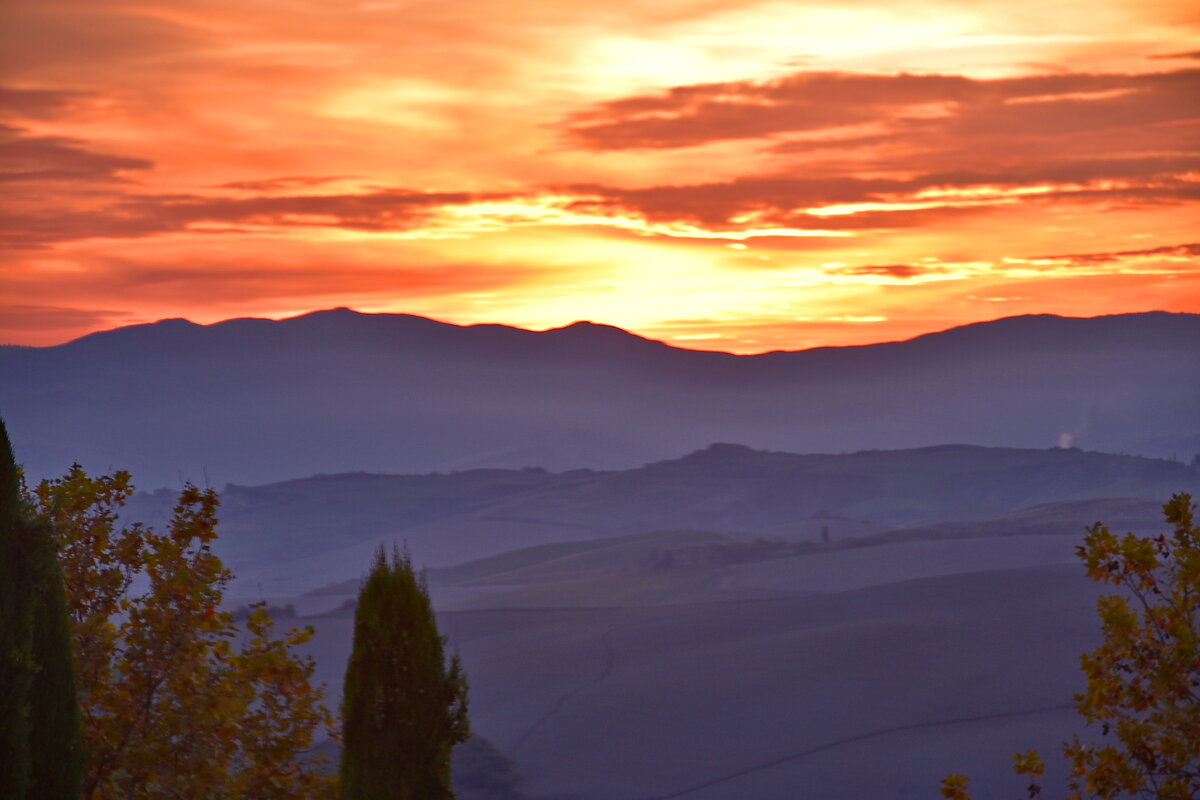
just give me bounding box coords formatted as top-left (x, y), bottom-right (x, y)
top-left (120, 442), bottom-right (1200, 595)
top-left (265, 454), bottom-right (1196, 799)
top-left (282, 482), bottom-right (1184, 799)
top-left (2, 309), bottom-right (1198, 488)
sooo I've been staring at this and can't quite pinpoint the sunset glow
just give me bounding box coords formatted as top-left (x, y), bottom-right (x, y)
top-left (2, 0), bottom-right (1198, 351)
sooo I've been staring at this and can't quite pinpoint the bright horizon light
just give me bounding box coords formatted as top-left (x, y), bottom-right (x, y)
top-left (1, 0), bottom-right (1197, 351)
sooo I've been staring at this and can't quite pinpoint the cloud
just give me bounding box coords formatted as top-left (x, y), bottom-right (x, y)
top-left (567, 71), bottom-right (976, 149)
top-left (0, 120), bottom-right (497, 249)
top-left (834, 264), bottom-right (934, 279)
top-left (1, 56), bottom-right (1195, 254)
top-left (566, 67), bottom-right (1200, 151)
top-left (0, 0), bottom-right (1197, 353)
top-left (1, 177), bottom-right (489, 249)
top-left (216, 176), bottom-right (352, 192)
top-left (10, 157), bottom-right (1191, 251)
top-left (5, 129), bottom-right (1194, 251)
top-left (0, 6), bottom-right (207, 83)
top-left (564, 177), bottom-right (883, 226)
top-left (0, 304), bottom-right (132, 333)
top-left (0, 253), bottom-right (545, 309)
top-left (550, 67), bottom-right (1200, 236)
top-left (127, 189), bottom-right (482, 231)
top-left (1024, 241), bottom-right (1200, 266)
top-left (0, 123), bottom-right (153, 183)
top-left (0, 87), bottom-right (93, 120)
top-left (1149, 50), bottom-right (1200, 60)
top-left (559, 151), bottom-right (1199, 232)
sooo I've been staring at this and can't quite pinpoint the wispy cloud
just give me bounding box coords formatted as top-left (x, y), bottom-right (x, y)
top-left (1018, 241), bottom-right (1200, 268)
top-left (0, 124), bottom-right (153, 184)
top-left (833, 264), bottom-right (938, 279)
top-left (216, 176), bottom-right (353, 192)
top-left (565, 68), bottom-right (1200, 151)
top-left (0, 1), bottom-right (1198, 349)
top-left (0, 87), bottom-right (95, 120)
top-left (0, 303), bottom-right (132, 332)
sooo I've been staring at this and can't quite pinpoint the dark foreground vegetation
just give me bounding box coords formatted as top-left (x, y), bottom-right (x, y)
top-left (1, 418), bottom-right (83, 798)
top-left (0, 416), bottom-right (468, 799)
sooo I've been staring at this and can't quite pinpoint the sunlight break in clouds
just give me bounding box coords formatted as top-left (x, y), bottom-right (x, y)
top-left (0, 0), bottom-right (1197, 350)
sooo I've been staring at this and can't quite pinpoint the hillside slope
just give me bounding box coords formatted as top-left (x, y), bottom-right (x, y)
top-left (118, 443), bottom-right (1200, 595)
top-left (298, 563), bottom-right (1101, 799)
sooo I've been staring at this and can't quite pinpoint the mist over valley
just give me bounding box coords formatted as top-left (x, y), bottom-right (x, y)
top-left (4, 310), bottom-right (1198, 798)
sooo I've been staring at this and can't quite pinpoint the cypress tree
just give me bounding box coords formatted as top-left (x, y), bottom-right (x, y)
top-left (26, 511), bottom-right (85, 796)
top-left (0, 417), bottom-right (33, 798)
top-left (339, 545), bottom-right (469, 800)
top-left (0, 418), bottom-right (83, 799)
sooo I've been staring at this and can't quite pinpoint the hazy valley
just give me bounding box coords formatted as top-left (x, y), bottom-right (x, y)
top-left (4, 310), bottom-right (1199, 798)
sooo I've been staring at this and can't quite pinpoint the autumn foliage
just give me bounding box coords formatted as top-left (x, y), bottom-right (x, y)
top-left (30, 467), bottom-right (335, 799)
top-left (942, 493), bottom-right (1200, 799)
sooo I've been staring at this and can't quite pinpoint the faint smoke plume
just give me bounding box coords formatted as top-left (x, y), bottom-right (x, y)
top-left (1057, 433), bottom-right (1074, 449)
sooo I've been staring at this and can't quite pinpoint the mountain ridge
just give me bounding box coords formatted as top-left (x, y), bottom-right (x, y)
top-left (5, 307), bottom-right (1194, 358)
top-left (2, 310), bottom-right (1197, 487)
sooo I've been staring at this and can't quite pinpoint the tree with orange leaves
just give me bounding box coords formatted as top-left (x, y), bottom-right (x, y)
top-left (941, 493), bottom-right (1200, 799)
top-left (31, 466), bottom-right (335, 799)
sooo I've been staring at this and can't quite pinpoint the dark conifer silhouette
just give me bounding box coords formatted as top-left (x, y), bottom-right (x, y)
top-left (0, 418), bottom-right (83, 798)
top-left (339, 545), bottom-right (469, 799)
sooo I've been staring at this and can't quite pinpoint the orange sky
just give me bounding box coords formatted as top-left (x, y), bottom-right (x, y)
top-left (2, 0), bottom-right (1198, 352)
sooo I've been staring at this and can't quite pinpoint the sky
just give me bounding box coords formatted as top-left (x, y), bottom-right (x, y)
top-left (2, 0), bottom-right (1198, 353)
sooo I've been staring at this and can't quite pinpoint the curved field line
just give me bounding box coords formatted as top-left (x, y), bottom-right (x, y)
top-left (639, 703), bottom-right (1074, 800)
top-left (509, 628), bottom-right (617, 758)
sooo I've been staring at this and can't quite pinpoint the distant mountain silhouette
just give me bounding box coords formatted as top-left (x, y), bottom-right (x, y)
top-left (1, 309), bottom-right (1197, 487)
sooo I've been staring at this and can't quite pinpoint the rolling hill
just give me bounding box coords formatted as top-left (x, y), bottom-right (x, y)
top-left (297, 555), bottom-right (1109, 798)
top-left (284, 489), bottom-right (1189, 799)
top-left (115, 442), bottom-right (1200, 596)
